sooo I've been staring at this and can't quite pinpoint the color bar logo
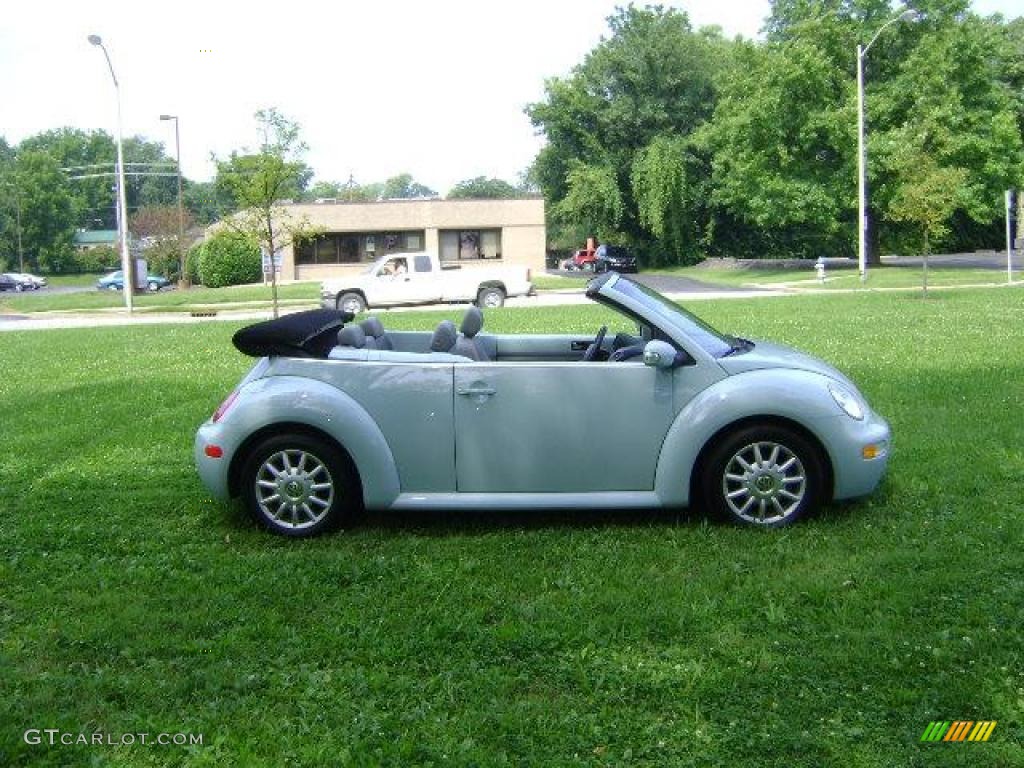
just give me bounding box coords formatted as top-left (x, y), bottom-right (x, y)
top-left (920, 721), bottom-right (997, 742)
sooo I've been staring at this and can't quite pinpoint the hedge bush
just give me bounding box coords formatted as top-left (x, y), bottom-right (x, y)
top-left (73, 245), bottom-right (121, 273)
top-left (195, 231), bottom-right (261, 288)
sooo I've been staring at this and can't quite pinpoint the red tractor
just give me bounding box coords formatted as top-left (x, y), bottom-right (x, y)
top-left (561, 236), bottom-right (599, 271)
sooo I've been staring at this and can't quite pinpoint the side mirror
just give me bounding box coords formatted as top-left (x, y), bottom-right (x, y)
top-left (642, 340), bottom-right (678, 369)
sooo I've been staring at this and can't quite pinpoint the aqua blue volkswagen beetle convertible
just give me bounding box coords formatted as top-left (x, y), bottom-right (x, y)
top-left (195, 273), bottom-right (890, 537)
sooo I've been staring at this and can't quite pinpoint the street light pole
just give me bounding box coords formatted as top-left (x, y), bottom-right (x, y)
top-left (160, 114), bottom-right (187, 286)
top-left (856, 8), bottom-right (918, 284)
top-left (88, 34), bottom-right (133, 312)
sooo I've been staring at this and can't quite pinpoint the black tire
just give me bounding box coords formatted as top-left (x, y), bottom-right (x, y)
top-left (477, 286), bottom-right (505, 308)
top-left (336, 292), bottom-right (366, 314)
top-left (147, 280), bottom-right (160, 292)
top-left (240, 433), bottom-right (357, 538)
top-left (701, 424), bottom-right (824, 528)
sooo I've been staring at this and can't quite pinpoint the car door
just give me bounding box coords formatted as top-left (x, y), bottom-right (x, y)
top-left (453, 362), bottom-right (674, 493)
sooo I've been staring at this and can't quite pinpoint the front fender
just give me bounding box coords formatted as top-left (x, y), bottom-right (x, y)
top-left (208, 375), bottom-right (401, 509)
top-left (655, 368), bottom-right (842, 507)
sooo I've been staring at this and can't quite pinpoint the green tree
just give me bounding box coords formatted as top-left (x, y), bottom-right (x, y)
top-left (527, 6), bottom-right (731, 264)
top-left (871, 9), bottom-right (1024, 252)
top-left (0, 138), bottom-right (19, 271)
top-left (888, 149), bottom-right (969, 295)
top-left (725, 0), bottom-right (1024, 261)
top-left (704, 37), bottom-right (853, 259)
top-left (213, 108), bottom-right (318, 317)
top-left (380, 173), bottom-right (436, 199)
top-left (183, 179), bottom-right (228, 226)
top-left (12, 151), bottom-right (75, 273)
top-left (446, 176), bottom-right (521, 199)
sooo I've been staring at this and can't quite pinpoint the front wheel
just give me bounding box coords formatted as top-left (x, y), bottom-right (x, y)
top-left (336, 292), bottom-right (366, 314)
top-left (240, 433), bottom-right (357, 537)
top-left (477, 286), bottom-right (505, 308)
top-left (107, 284), bottom-right (119, 292)
top-left (701, 425), bottom-right (824, 528)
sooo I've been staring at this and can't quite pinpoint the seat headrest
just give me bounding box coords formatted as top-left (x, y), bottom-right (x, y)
top-left (361, 316), bottom-right (385, 339)
top-left (430, 320), bottom-right (458, 352)
top-left (461, 306), bottom-right (483, 338)
top-left (337, 325), bottom-right (367, 348)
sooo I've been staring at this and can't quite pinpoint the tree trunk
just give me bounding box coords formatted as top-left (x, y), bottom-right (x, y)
top-left (266, 210), bottom-right (279, 319)
top-left (922, 231), bottom-right (929, 297)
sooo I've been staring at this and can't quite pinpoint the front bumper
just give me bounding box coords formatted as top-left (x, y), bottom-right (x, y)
top-left (815, 409), bottom-right (892, 501)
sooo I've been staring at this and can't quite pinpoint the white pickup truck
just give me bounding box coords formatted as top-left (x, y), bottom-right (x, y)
top-left (320, 251), bottom-right (534, 313)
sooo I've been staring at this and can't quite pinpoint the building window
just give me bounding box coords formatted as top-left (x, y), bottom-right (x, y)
top-left (295, 230), bottom-right (425, 265)
top-left (439, 229), bottom-right (502, 262)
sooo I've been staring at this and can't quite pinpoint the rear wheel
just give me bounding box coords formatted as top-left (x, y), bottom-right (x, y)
top-left (701, 424), bottom-right (824, 528)
top-left (336, 292), bottom-right (366, 314)
top-left (477, 286), bottom-right (505, 308)
top-left (241, 433), bottom-right (356, 537)
top-left (147, 280), bottom-right (160, 292)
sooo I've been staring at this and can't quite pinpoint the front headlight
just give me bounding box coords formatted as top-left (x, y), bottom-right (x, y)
top-left (828, 382), bottom-right (865, 420)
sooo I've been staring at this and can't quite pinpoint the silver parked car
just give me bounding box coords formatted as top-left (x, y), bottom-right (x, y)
top-left (195, 273), bottom-right (891, 536)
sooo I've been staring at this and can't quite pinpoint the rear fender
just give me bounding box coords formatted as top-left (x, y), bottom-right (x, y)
top-left (221, 375), bottom-right (400, 508)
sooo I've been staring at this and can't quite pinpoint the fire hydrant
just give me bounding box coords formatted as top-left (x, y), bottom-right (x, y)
top-left (815, 258), bottom-right (826, 284)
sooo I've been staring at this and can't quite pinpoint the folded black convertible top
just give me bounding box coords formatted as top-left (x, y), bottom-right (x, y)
top-left (232, 308), bottom-right (354, 358)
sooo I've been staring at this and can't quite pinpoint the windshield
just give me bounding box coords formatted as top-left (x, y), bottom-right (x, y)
top-left (612, 278), bottom-right (734, 357)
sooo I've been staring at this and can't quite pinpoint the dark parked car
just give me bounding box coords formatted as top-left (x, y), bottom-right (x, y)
top-left (594, 245), bottom-right (638, 273)
top-left (0, 273), bottom-right (33, 292)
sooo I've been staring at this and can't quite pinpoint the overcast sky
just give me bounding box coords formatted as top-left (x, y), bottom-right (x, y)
top-left (1, 0), bottom-right (1019, 194)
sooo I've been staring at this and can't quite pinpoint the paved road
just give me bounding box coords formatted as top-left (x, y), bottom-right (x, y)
top-left (549, 269), bottom-right (751, 293)
top-left (881, 252), bottom-right (1015, 269)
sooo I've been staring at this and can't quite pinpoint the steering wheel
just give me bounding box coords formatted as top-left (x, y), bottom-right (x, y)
top-left (583, 325), bottom-right (608, 362)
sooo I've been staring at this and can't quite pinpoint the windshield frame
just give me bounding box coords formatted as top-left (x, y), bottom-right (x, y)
top-left (589, 274), bottom-right (735, 359)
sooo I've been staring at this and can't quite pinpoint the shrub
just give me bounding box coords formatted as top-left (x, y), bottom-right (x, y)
top-left (144, 240), bottom-right (182, 282)
top-left (71, 245), bottom-right (120, 273)
top-left (196, 230), bottom-right (261, 288)
top-left (185, 243), bottom-right (203, 285)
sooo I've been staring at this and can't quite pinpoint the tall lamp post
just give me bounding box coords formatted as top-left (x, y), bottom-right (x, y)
top-left (160, 114), bottom-right (187, 286)
top-left (88, 34), bottom-right (133, 312)
top-left (857, 8), bottom-right (918, 283)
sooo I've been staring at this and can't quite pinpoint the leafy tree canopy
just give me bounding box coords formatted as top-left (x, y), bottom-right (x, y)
top-left (446, 176), bottom-right (522, 199)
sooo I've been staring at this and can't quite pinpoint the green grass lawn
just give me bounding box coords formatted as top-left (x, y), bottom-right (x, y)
top-left (532, 273), bottom-right (592, 291)
top-left (2, 288), bottom-right (1022, 766)
top-left (656, 264), bottom-right (1013, 291)
top-left (0, 281), bottom-right (320, 314)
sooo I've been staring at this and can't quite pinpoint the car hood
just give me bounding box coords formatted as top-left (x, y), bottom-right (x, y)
top-left (718, 340), bottom-right (857, 390)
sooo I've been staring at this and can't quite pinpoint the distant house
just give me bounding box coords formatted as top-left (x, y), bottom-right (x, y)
top-left (73, 230), bottom-right (118, 250)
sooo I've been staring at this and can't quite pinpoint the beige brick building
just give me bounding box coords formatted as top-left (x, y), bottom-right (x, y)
top-left (270, 197), bottom-right (546, 281)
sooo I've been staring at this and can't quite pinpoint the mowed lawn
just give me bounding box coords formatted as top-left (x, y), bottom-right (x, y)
top-left (1, 288), bottom-right (1022, 766)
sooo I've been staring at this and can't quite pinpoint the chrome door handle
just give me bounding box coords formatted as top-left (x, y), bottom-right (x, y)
top-left (457, 385), bottom-right (496, 397)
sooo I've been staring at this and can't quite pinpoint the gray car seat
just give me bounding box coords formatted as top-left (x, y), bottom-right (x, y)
top-left (452, 307), bottom-right (490, 361)
top-left (361, 316), bottom-right (392, 350)
top-left (430, 320), bottom-right (458, 353)
top-left (337, 325), bottom-right (367, 349)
